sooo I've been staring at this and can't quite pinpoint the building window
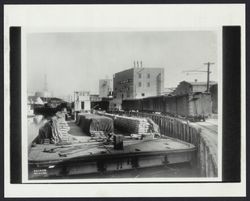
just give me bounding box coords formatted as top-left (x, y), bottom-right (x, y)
top-left (138, 73), bottom-right (142, 78)
top-left (147, 73), bottom-right (150, 78)
top-left (141, 93), bottom-right (145, 96)
top-left (147, 82), bottom-right (150, 87)
top-left (138, 82), bottom-right (142, 87)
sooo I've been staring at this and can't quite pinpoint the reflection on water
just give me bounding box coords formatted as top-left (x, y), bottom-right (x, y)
top-left (28, 115), bottom-right (47, 147)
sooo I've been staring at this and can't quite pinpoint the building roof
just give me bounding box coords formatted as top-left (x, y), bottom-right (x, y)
top-left (180, 81), bottom-right (217, 86)
top-left (28, 96), bottom-right (44, 105)
top-left (114, 67), bottom-right (164, 76)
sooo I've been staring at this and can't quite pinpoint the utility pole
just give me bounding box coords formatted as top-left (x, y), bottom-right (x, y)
top-left (182, 62), bottom-right (214, 92)
top-left (204, 62), bottom-right (214, 92)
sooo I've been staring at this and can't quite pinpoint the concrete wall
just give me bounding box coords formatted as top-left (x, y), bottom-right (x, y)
top-left (134, 67), bottom-right (164, 98)
top-left (113, 67), bottom-right (164, 109)
top-left (113, 68), bottom-right (134, 109)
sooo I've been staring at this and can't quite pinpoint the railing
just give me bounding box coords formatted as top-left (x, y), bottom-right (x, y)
top-left (108, 110), bottom-right (217, 177)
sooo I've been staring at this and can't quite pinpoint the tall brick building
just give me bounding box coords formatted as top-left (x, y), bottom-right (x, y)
top-left (112, 67), bottom-right (164, 109)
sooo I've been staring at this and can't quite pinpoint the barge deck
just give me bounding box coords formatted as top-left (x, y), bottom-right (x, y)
top-left (28, 119), bottom-right (196, 179)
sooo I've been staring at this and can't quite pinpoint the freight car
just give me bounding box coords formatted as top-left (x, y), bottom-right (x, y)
top-left (122, 92), bottom-right (212, 121)
top-left (91, 100), bottom-right (110, 111)
top-left (120, 98), bottom-right (142, 111)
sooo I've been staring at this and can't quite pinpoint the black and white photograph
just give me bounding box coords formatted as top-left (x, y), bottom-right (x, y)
top-left (26, 30), bottom-right (219, 180)
top-left (4, 4), bottom-right (245, 197)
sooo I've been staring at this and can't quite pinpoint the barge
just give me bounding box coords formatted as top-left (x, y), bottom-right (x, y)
top-left (28, 112), bottom-right (196, 179)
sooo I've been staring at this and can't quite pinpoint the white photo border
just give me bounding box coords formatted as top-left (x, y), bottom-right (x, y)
top-left (4, 4), bottom-right (245, 197)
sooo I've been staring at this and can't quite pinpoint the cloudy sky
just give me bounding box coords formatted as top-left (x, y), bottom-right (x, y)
top-left (26, 31), bottom-right (218, 98)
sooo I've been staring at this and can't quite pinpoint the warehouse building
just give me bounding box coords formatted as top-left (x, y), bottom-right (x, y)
top-left (174, 80), bottom-right (217, 96)
top-left (112, 66), bottom-right (164, 109)
top-left (99, 79), bottom-right (113, 98)
top-left (74, 91), bottom-right (91, 111)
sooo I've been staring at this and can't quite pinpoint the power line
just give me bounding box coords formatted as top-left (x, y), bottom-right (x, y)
top-left (182, 62), bottom-right (215, 92)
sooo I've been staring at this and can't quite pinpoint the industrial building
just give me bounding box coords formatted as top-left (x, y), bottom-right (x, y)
top-left (74, 91), bottom-right (91, 111)
top-left (112, 66), bottom-right (164, 109)
top-left (174, 80), bottom-right (217, 96)
top-left (99, 79), bottom-right (113, 98)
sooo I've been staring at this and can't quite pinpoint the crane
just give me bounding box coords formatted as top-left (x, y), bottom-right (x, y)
top-left (182, 62), bottom-right (215, 92)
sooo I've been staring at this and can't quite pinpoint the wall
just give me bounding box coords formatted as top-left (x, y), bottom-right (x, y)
top-left (134, 67), bottom-right (164, 98)
top-left (192, 85), bottom-right (208, 93)
top-left (74, 91), bottom-right (91, 111)
top-left (99, 79), bottom-right (113, 98)
top-left (113, 68), bottom-right (134, 108)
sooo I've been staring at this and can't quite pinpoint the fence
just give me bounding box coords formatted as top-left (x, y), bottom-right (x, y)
top-left (108, 110), bottom-right (217, 177)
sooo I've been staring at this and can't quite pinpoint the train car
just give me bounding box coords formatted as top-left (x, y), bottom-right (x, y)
top-left (91, 100), bottom-right (110, 111)
top-left (141, 96), bottom-right (165, 113)
top-left (188, 92), bottom-right (212, 118)
top-left (122, 99), bottom-right (142, 111)
top-left (164, 95), bottom-right (178, 115)
top-left (164, 93), bottom-right (212, 121)
top-left (121, 92), bottom-right (212, 121)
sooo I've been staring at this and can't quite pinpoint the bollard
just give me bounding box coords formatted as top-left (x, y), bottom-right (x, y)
top-left (113, 134), bottom-right (124, 150)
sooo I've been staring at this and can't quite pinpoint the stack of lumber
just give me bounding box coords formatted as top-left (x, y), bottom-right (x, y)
top-left (97, 112), bottom-right (160, 136)
top-left (114, 116), bottom-right (150, 134)
top-left (51, 112), bottom-right (71, 144)
top-left (33, 112), bottom-right (72, 145)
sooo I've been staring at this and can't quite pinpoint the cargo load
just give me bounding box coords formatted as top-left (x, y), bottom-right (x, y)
top-left (76, 113), bottom-right (114, 137)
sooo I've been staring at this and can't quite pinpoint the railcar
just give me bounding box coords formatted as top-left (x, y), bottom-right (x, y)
top-left (121, 99), bottom-right (142, 111)
top-left (91, 100), bottom-right (110, 111)
top-left (122, 92), bottom-right (212, 121)
top-left (141, 96), bottom-right (165, 113)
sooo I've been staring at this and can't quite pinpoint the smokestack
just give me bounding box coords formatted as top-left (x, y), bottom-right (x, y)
top-left (137, 61), bottom-right (139, 68)
top-left (140, 61), bottom-right (142, 68)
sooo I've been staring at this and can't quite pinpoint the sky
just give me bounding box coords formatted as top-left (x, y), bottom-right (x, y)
top-left (26, 31), bottom-right (218, 98)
